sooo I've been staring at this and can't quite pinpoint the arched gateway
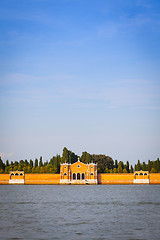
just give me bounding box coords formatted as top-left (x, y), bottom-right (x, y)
top-left (9, 171), bottom-right (25, 184)
top-left (133, 170), bottom-right (149, 184)
top-left (60, 159), bottom-right (97, 184)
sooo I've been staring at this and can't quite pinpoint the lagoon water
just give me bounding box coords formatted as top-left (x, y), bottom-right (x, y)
top-left (0, 185), bottom-right (160, 240)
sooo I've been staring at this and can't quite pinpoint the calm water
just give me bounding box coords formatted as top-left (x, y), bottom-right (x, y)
top-left (0, 185), bottom-right (160, 240)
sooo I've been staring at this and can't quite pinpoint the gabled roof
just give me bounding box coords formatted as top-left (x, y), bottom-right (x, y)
top-left (71, 159), bottom-right (87, 167)
top-left (60, 159), bottom-right (97, 166)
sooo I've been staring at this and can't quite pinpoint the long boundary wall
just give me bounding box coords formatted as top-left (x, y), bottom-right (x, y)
top-left (149, 173), bottom-right (160, 184)
top-left (0, 174), bottom-right (9, 184)
top-left (25, 174), bottom-right (60, 184)
top-left (98, 173), bottom-right (134, 184)
top-left (0, 173), bottom-right (160, 184)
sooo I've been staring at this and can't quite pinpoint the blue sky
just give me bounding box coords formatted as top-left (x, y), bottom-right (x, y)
top-left (0, 0), bottom-right (160, 165)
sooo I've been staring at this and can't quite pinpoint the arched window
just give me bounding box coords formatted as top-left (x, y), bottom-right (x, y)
top-left (139, 173), bottom-right (143, 175)
top-left (135, 173), bottom-right (138, 175)
top-left (90, 173), bottom-right (94, 176)
top-left (64, 173), bottom-right (67, 176)
top-left (77, 173), bottom-right (80, 180)
top-left (20, 173), bottom-right (24, 176)
top-left (15, 173), bottom-right (19, 176)
top-left (73, 173), bottom-right (76, 180)
top-left (82, 173), bottom-right (85, 180)
top-left (144, 173), bottom-right (148, 175)
top-left (10, 173), bottom-right (14, 176)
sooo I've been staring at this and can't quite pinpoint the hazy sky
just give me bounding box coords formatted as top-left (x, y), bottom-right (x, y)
top-left (0, 0), bottom-right (160, 165)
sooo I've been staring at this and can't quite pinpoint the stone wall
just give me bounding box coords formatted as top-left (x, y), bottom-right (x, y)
top-left (0, 173), bottom-right (160, 184)
top-left (150, 173), bottom-right (160, 184)
top-left (0, 174), bottom-right (9, 184)
top-left (25, 174), bottom-right (60, 184)
top-left (98, 173), bottom-right (134, 184)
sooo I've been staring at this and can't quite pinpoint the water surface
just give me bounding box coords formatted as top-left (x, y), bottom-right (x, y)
top-left (0, 185), bottom-right (160, 240)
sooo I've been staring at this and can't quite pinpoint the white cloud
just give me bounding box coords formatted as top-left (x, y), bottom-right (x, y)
top-left (1, 73), bottom-right (159, 109)
top-left (97, 11), bottom-right (160, 39)
top-left (0, 152), bottom-right (13, 159)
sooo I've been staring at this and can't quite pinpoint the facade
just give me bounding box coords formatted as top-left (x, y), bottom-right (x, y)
top-left (133, 170), bottom-right (149, 184)
top-left (60, 159), bottom-right (97, 184)
top-left (9, 171), bottom-right (25, 184)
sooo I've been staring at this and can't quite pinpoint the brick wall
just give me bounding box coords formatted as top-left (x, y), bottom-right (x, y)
top-left (25, 174), bottom-right (60, 184)
top-left (0, 174), bottom-right (9, 184)
top-left (98, 173), bottom-right (134, 184)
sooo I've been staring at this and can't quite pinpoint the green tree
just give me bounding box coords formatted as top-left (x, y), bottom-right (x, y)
top-left (0, 157), bottom-right (5, 173)
top-left (91, 154), bottom-right (114, 173)
top-left (113, 168), bottom-right (117, 173)
top-left (134, 164), bottom-right (137, 171)
top-left (32, 166), bottom-right (36, 173)
top-left (26, 166), bottom-right (31, 173)
top-left (43, 161), bottom-right (48, 166)
top-left (44, 165), bottom-right (50, 173)
top-left (30, 159), bottom-right (33, 168)
top-left (126, 161), bottom-right (129, 173)
top-left (19, 160), bottom-right (24, 168)
top-left (130, 165), bottom-right (134, 173)
top-left (40, 166), bottom-right (45, 173)
top-left (5, 166), bottom-right (10, 173)
top-left (81, 152), bottom-right (91, 164)
top-left (6, 160), bottom-right (9, 167)
top-left (115, 160), bottom-right (118, 169)
top-left (35, 166), bottom-right (40, 173)
top-left (147, 160), bottom-right (151, 172)
top-left (24, 159), bottom-right (29, 166)
top-left (9, 165), bottom-right (14, 171)
top-left (105, 168), bottom-right (109, 173)
top-left (13, 165), bottom-right (18, 171)
top-left (150, 168), bottom-right (157, 173)
top-left (118, 161), bottom-right (123, 173)
top-left (156, 158), bottom-right (160, 172)
top-left (152, 161), bottom-right (158, 172)
top-left (69, 151), bottom-right (78, 164)
top-left (136, 160), bottom-right (141, 171)
top-left (34, 158), bottom-right (38, 168)
top-left (142, 162), bottom-right (147, 171)
top-left (39, 156), bottom-right (43, 167)
top-left (18, 164), bottom-right (23, 171)
top-left (61, 147), bottom-right (69, 163)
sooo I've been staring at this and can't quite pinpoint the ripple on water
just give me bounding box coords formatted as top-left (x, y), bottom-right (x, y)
top-left (0, 185), bottom-right (160, 240)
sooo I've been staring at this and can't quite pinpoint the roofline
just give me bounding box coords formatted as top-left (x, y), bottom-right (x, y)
top-left (60, 160), bottom-right (97, 166)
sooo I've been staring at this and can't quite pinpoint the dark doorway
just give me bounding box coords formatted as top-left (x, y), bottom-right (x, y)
top-left (77, 173), bottom-right (80, 180)
top-left (73, 173), bottom-right (76, 180)
top-left (82, 173), bottom-right (85, 180)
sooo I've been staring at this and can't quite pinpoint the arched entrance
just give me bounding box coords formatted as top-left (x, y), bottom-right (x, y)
top-left (82, 173), bottom-right (85, 180)
top-left (73, 173), bottom-right (76, 180)
top-left (77, 173), bottom-right (80, 180)
top-left (9, 171), bottom-right (25, 184)
top-left (133, 171), bottom-right (149, 184)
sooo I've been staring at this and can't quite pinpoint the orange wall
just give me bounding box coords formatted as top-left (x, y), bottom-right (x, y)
top-left (98, 173), bottom-right (134, 184)
top-left (150, 173), bottom-right (160, 184)
top-left (25, 174), bottom-right (60, 184)
top-left (0, 174), bottom-right (9, 184)
top-left (0, 173), bottom-right (160, 184)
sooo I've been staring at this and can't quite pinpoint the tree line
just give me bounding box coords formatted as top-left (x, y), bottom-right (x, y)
top-left (0, 147), bottom-right (160, 174)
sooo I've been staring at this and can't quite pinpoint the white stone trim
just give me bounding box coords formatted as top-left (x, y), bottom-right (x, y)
top-left (9, 179), bottom-right (25, 184)
top-left (60, 179), bottom-right (97, 184)
top-left (133, 179), bottom-right (149, 184)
